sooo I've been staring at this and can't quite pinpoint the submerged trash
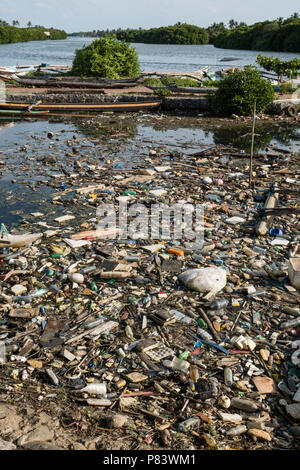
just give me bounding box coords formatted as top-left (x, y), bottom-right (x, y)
top-left (0, 112), bottom-right (299, 451)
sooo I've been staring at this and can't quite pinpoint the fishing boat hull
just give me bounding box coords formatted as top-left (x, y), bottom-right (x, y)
top-left (12, 76), bottom-right (144, 89)
top-left (0, 100), bottom-right (162, 114)
top-left (0, 109), bottom-right (49, 117)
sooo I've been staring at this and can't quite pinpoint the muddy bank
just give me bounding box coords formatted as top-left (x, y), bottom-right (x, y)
top-left (5, 85), bottom-right (300, 115)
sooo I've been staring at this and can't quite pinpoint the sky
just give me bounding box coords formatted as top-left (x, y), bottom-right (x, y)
top-left (0, 0), bottom-right (299, 32)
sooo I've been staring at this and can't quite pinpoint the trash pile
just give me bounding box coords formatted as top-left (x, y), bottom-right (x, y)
top-left (0, 116), bottom-right (300, 450)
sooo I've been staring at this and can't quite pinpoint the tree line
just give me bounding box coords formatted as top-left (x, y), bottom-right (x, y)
top-left (0, 21), bottom-right (67, 44)
top-left (214, 14), bottom-right (300, 52)
top-left (69, 14), bottom-right (300, 52)
top-left (115, 23), bottom-right (209, 45)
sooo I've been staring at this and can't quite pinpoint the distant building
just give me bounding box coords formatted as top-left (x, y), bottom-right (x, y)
top-left (44, 31), bottom-right (50, 37)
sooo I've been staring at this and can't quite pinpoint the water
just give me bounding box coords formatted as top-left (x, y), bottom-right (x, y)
top-left (0, 37), bottom-right (300, 73)
top-left (0, 115), bottom-right (299, 226)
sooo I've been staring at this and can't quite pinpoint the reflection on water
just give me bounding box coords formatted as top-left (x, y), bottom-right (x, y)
top-left (213, 122), bottom-right (300, 152)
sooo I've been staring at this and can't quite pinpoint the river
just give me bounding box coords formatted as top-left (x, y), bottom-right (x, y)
top-left (0, 37), bottom-right (300, 73)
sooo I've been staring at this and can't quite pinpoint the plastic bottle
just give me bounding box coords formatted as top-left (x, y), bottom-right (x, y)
top-left (281, 306), bottom-right (300, 317)
top-left (178, 416), bottom-right (200, 432)
top-left (197, 328), bottom-right (213, 341)
top-left (46, 368), bottom-right (59, 386)
top-left (269, 228), bottom-right (283, 237)
top-left (224, 367), bottom-right (233, 387)
top-left (84, 317), bottom-right (106, 330)
top-left (227, 425), bottom-right (247, 436)
top-left (252, 246), bottom-right (267, 255)
top-left (79, 383), bottom-right (107, 395)
top-left (248, 290), bottom-right (266, 299)
top-left (81, 265), bottom-right (97, 274)
top-left (281, 318), bottom-right (300, 329)
top-left (13, 288), bottom-right (48, 303)
top-left (289, 426), bottom-right (300, 437)
top-left (209, 298), bottom-right (228, 310)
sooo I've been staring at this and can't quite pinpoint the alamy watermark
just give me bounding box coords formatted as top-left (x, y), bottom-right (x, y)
top-left (96, 201), bottom-right (204, 249)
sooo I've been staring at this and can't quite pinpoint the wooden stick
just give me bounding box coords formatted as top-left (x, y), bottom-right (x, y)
top-left (249, 101), bottom-right (256, 189)
top-left (199, 307), bottom-right (220, 343)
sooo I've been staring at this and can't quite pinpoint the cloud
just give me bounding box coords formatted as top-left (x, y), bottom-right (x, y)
top-left (0, 0), bottom-right (299, 30)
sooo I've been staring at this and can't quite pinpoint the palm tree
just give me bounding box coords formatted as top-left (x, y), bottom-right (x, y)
top-left (27, 21), bottom-right (32, 28)
top-left (229, 19), bottom-right (238, 30)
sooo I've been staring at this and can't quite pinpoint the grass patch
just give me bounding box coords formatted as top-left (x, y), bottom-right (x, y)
top-left (145, 76), bottom-right (202, 87)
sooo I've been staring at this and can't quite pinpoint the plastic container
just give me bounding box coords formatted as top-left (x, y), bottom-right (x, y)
top-left (178, 416), bottom-right (200, 432)
top-left (164, 356), bottom-right (190, 373)
top-left (79, 383), bottom-right (107, 395)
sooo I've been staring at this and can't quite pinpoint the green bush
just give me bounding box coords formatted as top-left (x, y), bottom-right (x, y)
top-left (213, 67), bottom-right (274, 116)
top-left (71, 35), bottom-right (140, 78)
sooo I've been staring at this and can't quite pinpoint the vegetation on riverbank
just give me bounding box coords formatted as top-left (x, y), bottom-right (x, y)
top-left (257, 55), bottom-right (300, 79)
top-left (0, 24), bottom-right (67, 44)
top-left (214, 15), bottom-right (300, 52)
top-left (144, 76), bottom-right (202, 87)
top-left (116, 23), bottom-right (209, 45)
top-left (69, 14), bottom-right (299, 52)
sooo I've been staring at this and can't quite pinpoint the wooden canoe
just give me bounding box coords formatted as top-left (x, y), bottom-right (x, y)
top-left (0, 109), bottom-right (49, 117)
top-left (12, 75), bottom-right (144, 89)
top-left (0, 100), bottom-right (162, 114)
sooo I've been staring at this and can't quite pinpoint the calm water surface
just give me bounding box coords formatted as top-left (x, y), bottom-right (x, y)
top-left (0, 37), bottom-right (300, 72)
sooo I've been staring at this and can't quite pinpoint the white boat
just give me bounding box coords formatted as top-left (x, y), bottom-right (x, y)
top-left (0, 67), bottom-right (16, 75)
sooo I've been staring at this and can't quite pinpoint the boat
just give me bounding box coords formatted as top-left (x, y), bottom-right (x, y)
top-left (11, 75), bottom-right (144, 89)
top-left (0, 109), bottom-right (50, 117)
top-left (219, 57), bottom-right (240, 62)
top-left (0, 100), bottom-right (162, 115)
top-left (0, 67), bottom-right (16, 75)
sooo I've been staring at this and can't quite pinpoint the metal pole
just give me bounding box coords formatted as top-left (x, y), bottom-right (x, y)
top-left (249, 101), bottom-right (256, 188)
